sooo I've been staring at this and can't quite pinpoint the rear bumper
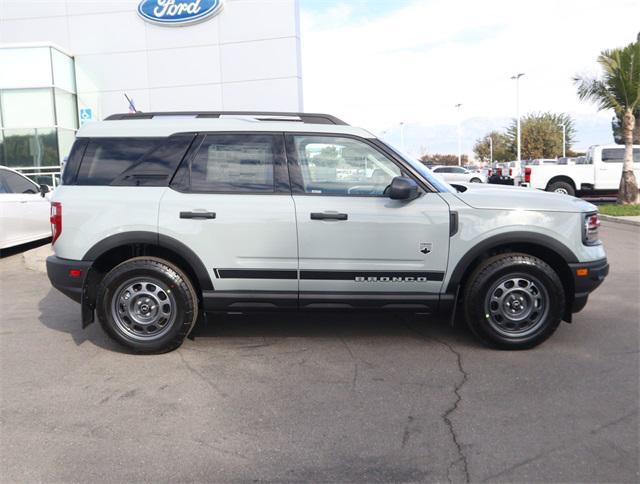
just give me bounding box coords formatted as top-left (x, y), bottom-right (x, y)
top-left (569, 257), bottom-right (609, 313)
top-left (46, 255), bottom-right (92, 303)
top-left (488, 176), bottom-right (514, 185)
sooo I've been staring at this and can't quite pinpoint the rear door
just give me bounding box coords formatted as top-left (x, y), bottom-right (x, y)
top-left (596, 147), bottom-right (640, 189)
top-left (286, 134), bottom-right (450, 312)
top-left (159, 133), bottom-right (298, 311)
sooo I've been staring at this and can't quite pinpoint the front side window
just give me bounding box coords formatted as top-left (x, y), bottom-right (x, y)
top-left (189, 134), bottom-right (275, 193)
top-left (292, 136), bottom-right (401, 196)
top-left (1, 170), bottom-right (38, 194)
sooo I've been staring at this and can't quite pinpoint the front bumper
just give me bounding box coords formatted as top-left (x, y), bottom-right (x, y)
top-left (46, 255), bottom-right (92, 303)
top-left (569, 257), bottom-right (609, 313)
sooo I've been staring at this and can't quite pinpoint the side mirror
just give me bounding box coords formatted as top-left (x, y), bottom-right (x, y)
top-left (388, 176), bottom-right (419, 200)
top-left (39, 184), bottom-right (50, 197)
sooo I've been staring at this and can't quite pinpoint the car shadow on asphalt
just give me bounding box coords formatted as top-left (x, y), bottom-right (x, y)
top-left (37, 287), bottom-right (481, 354)
top-left (37, 288), bottom-right (123, 352)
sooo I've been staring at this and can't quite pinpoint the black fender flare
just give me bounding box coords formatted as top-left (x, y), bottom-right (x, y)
top-left (446, 231), bottom-right (579, 293)
top-left (82, 231), bottom-right (213, 290)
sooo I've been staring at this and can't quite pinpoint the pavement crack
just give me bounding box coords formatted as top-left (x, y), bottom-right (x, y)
top-left (439, 337), bottom-right (470, 484)
top-left (340, 338), bottom-right (359, 392)
top-left (405, 324), bottom-right (470, 483)
top-left (177, 350), bottom-right (228, 398)
top-left (401, 415), bottom-right (415, 448)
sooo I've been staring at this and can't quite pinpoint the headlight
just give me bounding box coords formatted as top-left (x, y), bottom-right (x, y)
top-left (582, 212), bottom-right (601, 246)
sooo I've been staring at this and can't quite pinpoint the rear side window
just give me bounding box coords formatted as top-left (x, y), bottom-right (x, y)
top-left (189, 134), bottom-right (276, 193)
top-left (76, 138), bottom-right (161, 185)
top-left (602, 148), bottom-right (640, 163)
top-left (111, 135), bottom-right (195, 186)
top-left (0, 170), bottom-right (11, 193)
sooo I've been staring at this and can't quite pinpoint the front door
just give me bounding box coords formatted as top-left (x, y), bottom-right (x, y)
top-left (159, 133), bottom-right (298, 310)
top-left (286, 134), bottom-right (451, 312)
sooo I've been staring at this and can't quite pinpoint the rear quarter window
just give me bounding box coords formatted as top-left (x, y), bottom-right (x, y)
top-left (75, 138), bottom-right (162, 185)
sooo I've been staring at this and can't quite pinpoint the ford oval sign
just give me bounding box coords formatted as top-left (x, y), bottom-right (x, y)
top-left (138, 0), bottom-right (223, 26)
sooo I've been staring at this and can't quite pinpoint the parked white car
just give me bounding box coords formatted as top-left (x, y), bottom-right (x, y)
top-left (431, 165), bottom-right (487, 183)
top-left (522, 144), bottom-right (640, 196)
top-left (0, 166), bottom-right (51, 249)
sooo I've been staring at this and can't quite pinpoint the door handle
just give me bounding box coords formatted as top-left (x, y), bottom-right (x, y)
top-left (310, 212), bottom-right (348, 221)
top-left (180, 211), bottom-right (216, 219)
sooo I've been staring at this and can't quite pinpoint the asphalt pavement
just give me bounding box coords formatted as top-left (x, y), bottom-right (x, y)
top-left (0, 221), bottom-right (638, 483)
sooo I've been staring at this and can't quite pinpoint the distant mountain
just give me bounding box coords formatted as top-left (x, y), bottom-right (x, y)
top-left (379, 114), bottom-right (614, 159)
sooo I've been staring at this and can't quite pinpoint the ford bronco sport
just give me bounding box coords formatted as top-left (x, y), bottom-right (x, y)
top-left (46, 111), bottom-right (609, 353)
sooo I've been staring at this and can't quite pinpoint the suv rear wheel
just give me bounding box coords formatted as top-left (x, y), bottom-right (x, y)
top-left (96, 257), bottom-right (198, 353)
top-left (463, 253), bottom-right (565, 349)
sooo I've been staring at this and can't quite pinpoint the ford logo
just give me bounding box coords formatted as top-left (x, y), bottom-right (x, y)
top-left (138, 0), bottom-right (223, 26)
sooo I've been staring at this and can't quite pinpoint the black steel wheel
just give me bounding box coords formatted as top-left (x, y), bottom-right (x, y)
top-left (96, 257), bottom-right (198, 353)
top-left (463, 253), bottom-right (565, 349)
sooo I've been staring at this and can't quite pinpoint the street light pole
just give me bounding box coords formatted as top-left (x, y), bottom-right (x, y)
top-left (455, 103), bottom-right (462, 165)
top-left (511, 73), bottom-right (525, 162)
top-left (486, 135), bottom-right (493, 164)
top-left (558, 123), bottom-right (566, 158)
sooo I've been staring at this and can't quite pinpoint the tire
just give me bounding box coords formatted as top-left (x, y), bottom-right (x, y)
top-left (96, 257), bottom-right (198, 353)
top-left (546, 181), bottom-right (575, 196)
top-left (463, 253), bottom-right (565, 350)
top-left (470, 177), bottom-right (482, 183)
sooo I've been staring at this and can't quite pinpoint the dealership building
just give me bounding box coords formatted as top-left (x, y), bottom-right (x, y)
top-left (0, 0), bottom-right (303, 183)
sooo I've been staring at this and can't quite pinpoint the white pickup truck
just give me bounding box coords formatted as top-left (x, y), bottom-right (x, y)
top-left (524, 144), bottom-right (640, 196)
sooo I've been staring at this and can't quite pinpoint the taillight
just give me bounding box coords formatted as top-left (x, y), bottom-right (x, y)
top-left (488, 169), bottom-right (492, 177)
top-left (583, 213), bottom-right (600, 246)
top-left (524, 167), bottom-right (532, 183)
top-left (497, 168), bottom-right (502, 176)
top-left (50, 202), bottom-right (62, 244)
top-left (509, 168), bottom-right (513, 176)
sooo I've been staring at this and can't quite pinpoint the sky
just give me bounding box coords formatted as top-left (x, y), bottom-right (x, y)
top-left (299, 0), bottom-right (640, 157)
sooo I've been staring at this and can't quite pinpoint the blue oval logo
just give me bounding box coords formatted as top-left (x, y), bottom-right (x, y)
top-left (138, 0), bottom-right (223, 26)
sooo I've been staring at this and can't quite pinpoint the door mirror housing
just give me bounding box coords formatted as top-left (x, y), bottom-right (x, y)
top-left (388, 176), bottom-right (419, 200)
top-left (39, 184), bottom-right (50, 197)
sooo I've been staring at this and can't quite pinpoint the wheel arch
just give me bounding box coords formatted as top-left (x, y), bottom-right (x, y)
top-left (546, 176), bottom-right (576, 191)
top-left (82, 231), bottom-right (213, 293)
top-left (447, 232), bottom-right (577, 320)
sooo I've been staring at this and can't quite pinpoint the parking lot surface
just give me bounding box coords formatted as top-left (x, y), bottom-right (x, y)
top-left (1, 222), bottom-right (638, 483)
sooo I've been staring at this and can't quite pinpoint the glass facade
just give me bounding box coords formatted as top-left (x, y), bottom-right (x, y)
top-left (0, 45), bottom-right (78, 184)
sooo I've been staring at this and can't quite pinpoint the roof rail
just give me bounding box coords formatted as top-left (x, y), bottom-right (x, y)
top-left (104, 111), bottom-right (348, 125)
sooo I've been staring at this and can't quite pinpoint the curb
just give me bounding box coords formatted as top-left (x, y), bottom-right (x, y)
top-left (599, 214), bottom-right (640, 227)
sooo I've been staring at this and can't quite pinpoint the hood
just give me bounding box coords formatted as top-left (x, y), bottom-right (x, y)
top-left (451, 183), bottom-right (597, 213)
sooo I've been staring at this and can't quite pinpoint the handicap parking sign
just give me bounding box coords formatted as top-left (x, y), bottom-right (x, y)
top-left (79, 108), bottom-right (93, 125)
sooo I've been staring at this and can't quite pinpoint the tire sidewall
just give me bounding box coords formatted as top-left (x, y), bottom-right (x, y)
top-left (548, 181), bottom-right (574, 196)
top-left (465, 258), bottom-right (564, 349)
top-left (97, 260), bottom-right (196, 352)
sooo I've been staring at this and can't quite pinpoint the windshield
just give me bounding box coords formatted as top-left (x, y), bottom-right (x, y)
top-left (379, 141), bottom-right (456, 193)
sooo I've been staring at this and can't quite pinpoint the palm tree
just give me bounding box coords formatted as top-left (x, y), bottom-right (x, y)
top-left (574, 41), bottom-right (640, 204)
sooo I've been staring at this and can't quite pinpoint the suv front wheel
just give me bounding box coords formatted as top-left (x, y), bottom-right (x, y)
top-left (463, 253), bottom-right (565, 349)
top-left (96, 257), bottom-right (198, 353)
